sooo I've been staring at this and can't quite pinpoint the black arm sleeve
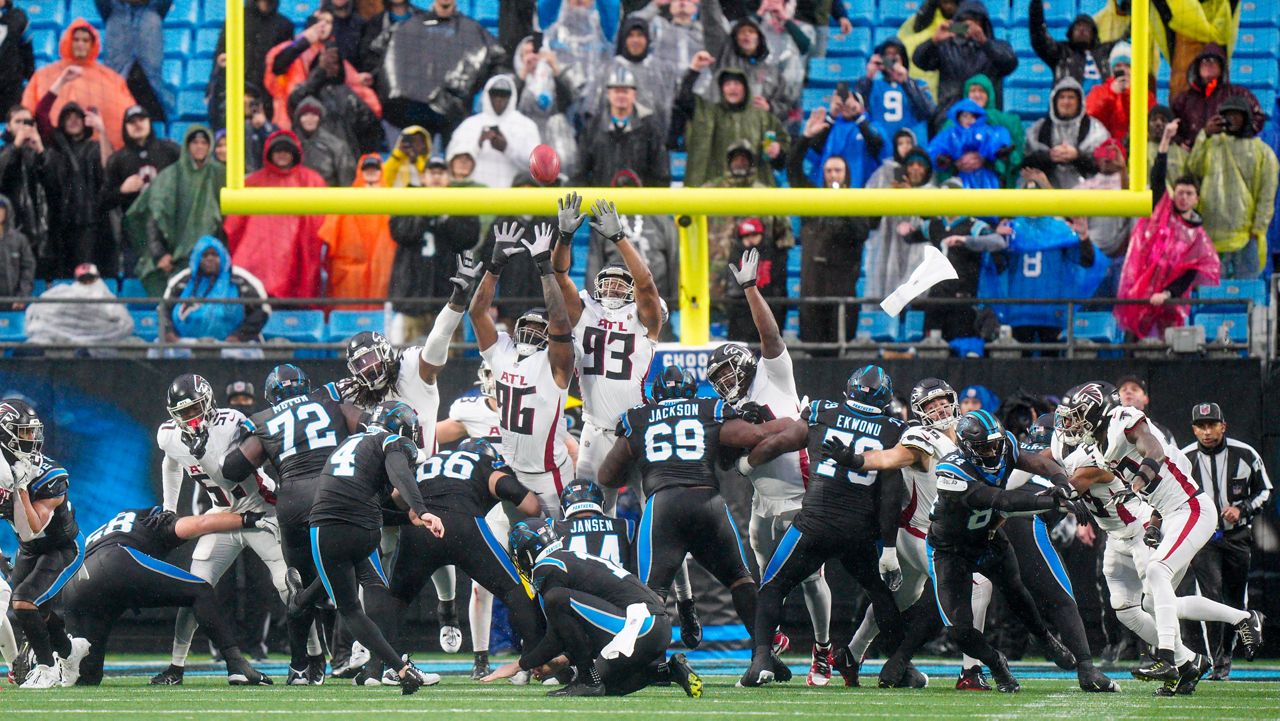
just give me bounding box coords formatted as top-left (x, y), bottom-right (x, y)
top-left (222, 445), bottom-right (259, 484)
top-left (385, 447), bottom-right (428, 516)
top-left (493, 471), bottom-right (532, 506)
top-left (1162, 269), bottom-right (1198, 297)
top-left (271, 38), bottom-right (311, 76)
top-left (1151, 151), bottom-right (1169, 203)
top-left (878, 469), bottom-right (905, 547)
top-left (961, 485), bottom-right (1058, 513)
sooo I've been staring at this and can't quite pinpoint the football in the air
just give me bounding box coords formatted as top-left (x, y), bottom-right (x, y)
top-left (529, 144), bottom-right (561, 185)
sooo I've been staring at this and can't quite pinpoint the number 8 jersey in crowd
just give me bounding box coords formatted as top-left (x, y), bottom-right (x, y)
top-left (574, 291), bottom-right (655, 430)
top-left (159, 407), bottom-right (269, 514)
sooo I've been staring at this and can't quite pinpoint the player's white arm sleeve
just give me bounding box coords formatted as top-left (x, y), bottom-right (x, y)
top-left (162, 454), bottom-right (183, 512)
top-left (422, 306), bottom-right (466, 367)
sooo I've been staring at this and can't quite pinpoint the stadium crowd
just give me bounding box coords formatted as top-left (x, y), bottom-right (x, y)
top-left (0, 0), bottom-right (1275, 350)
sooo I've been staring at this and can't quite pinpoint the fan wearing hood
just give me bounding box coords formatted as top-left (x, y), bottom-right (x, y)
top-left (1030, 1), bottom-right (1113, 91)
top-left (681, 65), bottom-right (789, 188)
top-left (855, 38), bottom-right (934, 159)
top-left (1170, 43), bottom-right (1266, 148)
top-left (125, 125), bottom-right (225, 296)
top-left (1084, 42), bottom-right (1156, 142)
top-left (0, 0), bottom-right (35, 115)
top-left (700, 0), bottom-right (800, 122)
top-left (940, 74), bottom-right (1023, 187)
top-left (512, 34), bottom-right (580, 180)
top-left (540, 0), bottom-right (612, 98)
top-left (285, 41), bottom-right (383, 156)
top-left (320, 154), bottom-right (396, 309)
top-left (101, 105), bottom-right (179, 220)
top-left (26, 261), bottom-right (132, 344)
top-left (866, 128), bottom-right (922, 189)
top-left (383, 125), bottom-right (432, 187)
top-left (912, 0), bottom-right (1017, 131)
top-left (21, 20), bottom-right (136, 150)
top-left (97, 0), bottom-right (171, 115)
top-left (800, 91), bottom-right (884, 189)
top-left (1024, 76), bottom-right (1110, 189)
top-left (703, 142), bottom-right (793, 308)
top-left (292, 96), bottom-right (356, 187)
top-left (631, 0), bottom-right (705, 71)
top-left (161, 235), bottom-right (270, 343)
top-left (1185, 94), bottom-right (1278, 277)
top-left (928, 98), bottom-right (1010, 189)
top-left (583, 15), bottom-right (679, 136)
top-left (0, 194), bottom-right (35, 300)
top-left (895, 0), bottom-right (962, 101)
top-left (445, 75), bottom-right (541, 189)
top-left (223, 130), bottom-right (326, 299)
top-left (38, 92), bottom-right (109, 277)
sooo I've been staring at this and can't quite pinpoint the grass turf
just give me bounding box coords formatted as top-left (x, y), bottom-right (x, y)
top-left (2, 669), bottom-right (1278, 720)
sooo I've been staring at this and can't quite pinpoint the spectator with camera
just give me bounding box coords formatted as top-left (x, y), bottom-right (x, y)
top-left (1029, 0), bottom-right (1113, 90)
top-left (445, 75), bottom-right (541, 189)
top-left (679, 55), bottom-right (788, 187)
top-left (101, 105), bottom-right (178, 274)
top-left (1084, 43), bottom-right (1154, 142)
top-left (855, 38), bottom-right (934, 157)
top-left (0, 106), bottom-right (57, 275)
top-left (285, 41), bottom-right (383, 157)
top-left (1170, 43), bottom-right (1265, 148)
top-left (912, 0), bottom-right (1016, 131)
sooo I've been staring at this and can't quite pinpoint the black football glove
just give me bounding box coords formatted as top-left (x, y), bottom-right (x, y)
top-left (738, 402), bottom-right (775, 425)
top-left (181, 430), bottom-right (209, 459)
top-left (140, 509), bottom-right (178, 530)
top-left (1049, 485), bottom-right (1091, 519)
top-left (1143, 524), bottom-right (1163, 549)
top-left (821, 436), bottom-right (864, 470)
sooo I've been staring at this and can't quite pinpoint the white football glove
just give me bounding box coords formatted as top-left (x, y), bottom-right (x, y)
top-left (735, 454), bottom-right (754, 477)
top-left (878, 547), bottom-right (902, 592)
top-left (730, 247), bottom-right (760, 289)
top-left (588, 198), bottom-right (624, 242)
top-left (557, 191), bottom-right (586, 238)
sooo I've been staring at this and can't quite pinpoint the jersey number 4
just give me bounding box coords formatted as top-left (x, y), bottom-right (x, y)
top-left (644, 419), bottom-right (705, 462)
top-left (266, 402), bottom-right (338, 459)
top-left (496, 383), bottom-right (535, 435)
top-left (581, 328), bottom-right (635, 380)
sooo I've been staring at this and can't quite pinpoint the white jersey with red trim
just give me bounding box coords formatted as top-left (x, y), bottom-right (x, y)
top-left (738, 349), bottom-right (807, 514)
top-left (1055, 437), bottom-right (1152, 540)
top-left (1088, 406), bottom-right (1198, 517)
top-left (339, 347), bottom-right (442, 453)
top-left (898, 425), bottom-right (957, 534)
top-left (447, 395), bottom-right (502, 443)
top-left (574, 292), bottom-right (656, 430)
top-left (480, 332), bottom-right (580, 475)
top-left (159, 408), bottom-right (269, 513)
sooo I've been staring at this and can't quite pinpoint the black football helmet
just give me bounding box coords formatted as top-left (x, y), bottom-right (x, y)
top-left (955, 410), bottom-right (1010, 473)
top-left (514, 308), bottom-right (549, 357)
top-left (560, 478), bottom-right (605, 517)
top-left (910, 378), bottom-right (959, 430)
top-left (1055, 382), bottom-right (1119, 447)
top-left (706, 343), bottom-right (757, 404)
top-left (346, 331), bottom-right (397, 390)
top-left (476, 361), bottom-right (496, 398)
top-left (458, 437), bottom-right (504, 467)
top-left (366, 400), bottom-right (422, 448)
top-left (845, 365), bottom-right (894, 413)
top-left (651, 365), bottom-right (697, 402)
top-left (510, 519), bottom-right (560, 579)
top-left (0, 399), bottom-right (44, 464)
top-left (264, 363), bottom-right (311, 405)
top-left (593, 264), bottom-right (635, 310)
top-left (167, 373), bottom-right (216, 438)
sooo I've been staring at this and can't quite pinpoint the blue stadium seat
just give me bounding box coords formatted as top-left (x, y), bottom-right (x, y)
top-left (0, 313), bottom-right (25, 342)
top-left (783, 308), bottom-right (799, 337)
top-left (1008, 27), bottom-right (1035, 57)
top-left (826, 27), bottom-right (872, 56)
top-left (326, 310), bottom-right (385, 341)
top-left (131, 310), bottom-right (159, 342)
top-left (1071, 311), bottom-right (1121, 343)
top-left (163, 61), bottom-right (184, 92)
top-left (119, 278), bottom-right (151, 309)
top-left (846, 0), bottom-right (875, 27)
top-left (1156, 60), bottom-right (1171, 87)
top-left (1005, 87), bottom-right (1050, 120)
top-left (32, 279), bottom-right (47, 297)
top-left (878, 0), bottom-right (923, 27)
top-left (170, 0), bottom-right (199, 27)
top-left (670, 151), bottom-right (687, 182)
top-left (984, 0), bottom-right (1011, 28)
top-left (802, 87), bottom-right (833, 112)
top-left (808, 55), bottom-right (865, 87)
top-left (786, 276), bottom-right (800, 297)
top-left (1195, 312), bottom-right (1249, 344)
top-left (1254, 89), bottom-right (1277, 115)
top-left (168, 122), bottom-right (192, 143)
top-left (472, 0), bottom-right (499, 24)
top-left (31, 29), bottom-right (58, 62)
top-left (68, 0), bottom-right (101, 24)
top-left (855, 276), bottom-right (867, 297)
top-left (164, 28), bottom-right (191, 58)
top-left (1232, 58), bottom-right (1278, 89)
top-left (1196, 279), bottom-right (1268, 310)
top-left (1013, 0), bottom-right (1076, 27)
top-left (280, 0), bottom-right (313, 23)
top-left (24, 0), bottom-right (67, 29)
top-left (1007, 58), bottom-right (1054, 88)
top-left (1240, 0), bottom-right (1280, 27)
top-left (186, 59), bottom-right (213, 89)
top-left (177, 90), bottom-right (207, 120)
top-left (202, 0), bottom-right (226, 26)
top-left (902, 311), bottom-right (925, 342)
top-left (787, 250), bottom-right (801, 274)
top-left (855, 310), bottom-right (899, 342)
top-left (1234, 27), bottom-right (1280, 57)
top-left (195, 27), bottom-right (221, 55)
top-left (264, 310), bottom-right (326, 342)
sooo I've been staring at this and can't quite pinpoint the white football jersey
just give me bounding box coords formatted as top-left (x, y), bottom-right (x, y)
top-left (738, 350), bottom-right (807, 508)
top-left (898, 425), bottom-right (957, 533)
top-left (481, 332), bottom-right (581, 475)
top-left (1087, 406), bottom-right (1199, 517)
top-left (385, 348), bottom-right (442, 453)
top-left (448, 395), bottom-right (502, 442)
top-left (574, 292), bottom-right (656, 430)
top-left (159, 407), bottom-right (268, 513)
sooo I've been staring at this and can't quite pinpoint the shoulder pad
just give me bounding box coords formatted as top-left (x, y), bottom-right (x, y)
top-left (1111, 406), bottom-right (1146, 432)
top-left (900, 426), bottom-right (939, 453)
top-left (934, 460), bottom-right (973, 493)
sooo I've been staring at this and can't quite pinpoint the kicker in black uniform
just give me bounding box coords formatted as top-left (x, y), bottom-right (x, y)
top-left (554, 479), bottom-right (635, 571)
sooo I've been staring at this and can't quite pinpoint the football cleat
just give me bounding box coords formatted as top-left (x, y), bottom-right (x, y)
top-left (1153, 679), bottom-right (1179, 697)
top-left (1040, 632), bottom-right (1077, 671)
top-left (20, 664), bottom-right (62, 689)
top-left (677, 598), bottom-right (702, 650)
top-left (1173, 654), bottom-right (1210, 695)
top-left (287, 667), bottom-right (311, 686)
top-left (1234, 610), bottom-right (1264, 661)
top-left (351, 667), bottom-right (382, 686)
top-left (438, 600), bottom-right (462, 654)
top-left (1132, 653), bottom-right (1181, 683)
top-left (900, 663), bottom-right (929, 689)
top-left (284, 567), bottom-right (306, 619)
top-left (547, 679), bottom-right (605, 697)
top-left (739, 649), bottom-right (775, 687)
top-left (772, 631), bottom-right (791, 655)
top-left (306, 655), bottom-right (326, 685)
top-left (381, 668), bottom-right (401, 686)
top-left (1208, 660), bottom-right (1231, 681)
top-left (10, 642), bottom-right (32, 686)
top-left (227, 664), bottom-right (273, 686)
top-left (771, 652), bottom-right (792, 683)
top-left (955, 665), bottom-right (991, 691)
top-left (1077, 663), bottom-right (1118, 692)
top-left (511, 670), bottom-right (531, 685)
top-left (149, 664), bottom-right (184, 685)
top-left (471, 652), bottom-right (491, 681)
top-left (331, 642), bottom-right (370, 679)
top-left (831, 646), bottom-right (861, 688)
top-left (990, 652), bottom-right (1020, 693)
top-left (807, 644), bottom-right (833, 687)
top-left (58, 636), bottom-right (91, 687)
top-left (668, 653), bottom-right (702, 698)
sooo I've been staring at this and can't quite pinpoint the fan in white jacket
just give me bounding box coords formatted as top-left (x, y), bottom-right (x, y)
top-left (445, 74), bottom-right (541, 189)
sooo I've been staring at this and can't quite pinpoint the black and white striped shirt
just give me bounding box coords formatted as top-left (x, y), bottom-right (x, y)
top-left (1180, 438), bottom-right (1272, 533)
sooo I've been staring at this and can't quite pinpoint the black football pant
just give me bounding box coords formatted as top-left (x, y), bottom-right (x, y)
top-left (282, 520), bottom-right (384, 668)
top-left (541, 586), bottom-right (672, 696)
top-left (310, 524), bottom-right (404, 672)
top-left (1189, 534), bottom-right (1251, 664)
top-left (1004, 516), bottom-right (1094, 664)
top-left (9, 536), bottom-right (84, 667)
top-left (755, 522), bottom-right (903, 654)
top-left (386, 512), bottom-right (544, 654)
top-left (63, 546), bottom-right (241, 685)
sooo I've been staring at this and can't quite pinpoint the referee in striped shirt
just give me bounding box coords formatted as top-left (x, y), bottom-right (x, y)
top-left (1181, 402), bottom-right (1273, 680)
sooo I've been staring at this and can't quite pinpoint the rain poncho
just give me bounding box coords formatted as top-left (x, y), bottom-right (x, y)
top-left (25, 277), bottom-right (133, 343)
top-left (864, 147), bottom-right (936, 301)
top-left (805, 111), bottom-right (882, 189)
top-left (1184, 115), bottom-right (1279, 265)
top-left (223, 130), bottom-right (326, 298)
top-left (927, 99), bottom-right (1009, 189)
top-left (1025, 76), bottom-right (1110, 189)
top-left (21, 20), bottom-right (136, 150)
top-left (542, 0), bottom-right (611, 96)
top-left (683, 68), bottom-right (789, 188)
top-left (319, 154), bottom-right (396, 309)
top-left (943, 74), bottom-right (1023, 187)
top-left (512, 36), bottom-right (579, 181)
top-left (171, 235), bottom-right (246, 339)
top-left (583, 16), bottom-right (679, 136)
top-left (982, 214), bottom-right (1095, 329)
top-left (264, 35), bottom-right (381, 131)
top-left (125, 125), bottom-right (226, 296)
top-left (1115, 195), bottom-right (1221, 338)
top-left (911, 0), bottom-right (1017, 122)
top-left (445, 75), bottom-right (541, 189)
top-left (382, 125), bottom-right (431, 188)
top-left (292, 97), bottom-right (356, 187)
top-left (701, 3), bottom-right (793, 121)
top-left (1170, 43), bottom-right (1266, 146)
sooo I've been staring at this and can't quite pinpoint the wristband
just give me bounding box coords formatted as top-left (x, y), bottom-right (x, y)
top-left (557, 229), bottom-right (575, 247)
top-left (549, 332), bottom-right (573, 344)
top-left (553, 265), bottom-right (571, 274)
top-left (1138, 457), bottom-right (1160, 482)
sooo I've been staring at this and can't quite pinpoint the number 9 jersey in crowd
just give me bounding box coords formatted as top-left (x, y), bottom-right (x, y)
top-left (159, 407), bottom-right (270, 514)
top-left (480, 332), bottom-right (582, 514)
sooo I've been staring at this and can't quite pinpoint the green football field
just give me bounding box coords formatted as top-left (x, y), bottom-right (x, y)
top-left (3, 658), bottom-right (1279, 720)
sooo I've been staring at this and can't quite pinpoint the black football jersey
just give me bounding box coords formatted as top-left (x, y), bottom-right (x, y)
top-left (798, 400), bottom-right (908, 535)
top-left (927, 437), bottom-right (1021, 552)
top-left (530, 546), bottom-right (663, 616)
top-left (618, 398), bottom-right (737, 496)
top-left (415, 449), bottom-right (511, 517)
top-left (1, 457), bottom-right (79, 552)
top-left (554, 514), bottom-right (635, 571)
top-left (247, 383), bottom-right (353, 526)
top-left (310, 429), bottom-right (418, 530)
top-left (85, 508), bottom-right (183, 558)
